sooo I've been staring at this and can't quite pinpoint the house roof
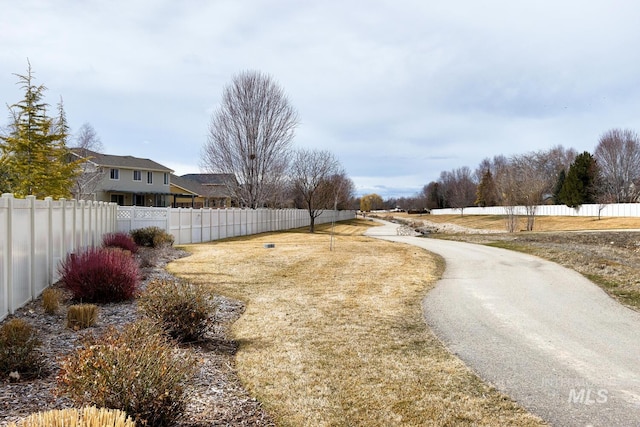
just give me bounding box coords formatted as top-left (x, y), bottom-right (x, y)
top-left (170, 174), bottom-right (204, 195)
top-left (70, 148), bottom-right (173, 173)
top-left (178, 174), bottom-right (235, 198)
top-left (180, 173), bottom-right (237, 186)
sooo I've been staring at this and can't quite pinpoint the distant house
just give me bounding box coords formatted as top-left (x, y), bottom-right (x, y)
top-left (70, 149), bottom-right (173, 206)
top-left (176, 174), bottom-right (237, 208)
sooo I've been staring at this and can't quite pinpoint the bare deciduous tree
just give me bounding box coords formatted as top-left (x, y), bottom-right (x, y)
top-left (594, 128), bottom-right (640, 203)
top-left (492, 148), bottom-right (572, 232)
top-left (439, 167), bottom-right (477, 215)
top-left (75, 122), bottom-right (104, 154)
top-left (289, 148), bottom-right (343, 232)
top-left (329, 172), bottom-right (355, 210)
top-left (201, 70), bottom-right (299, 208)
top-left (71, 123), bottom-right (105, 200)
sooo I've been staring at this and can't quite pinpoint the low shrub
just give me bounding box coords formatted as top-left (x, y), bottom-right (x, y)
top-left (0, 318), bottom-right (43, 380)
top-left (102, 232), bottom-right (138, 254)
top-left (130, 226), bottom-right (174, 248)
top-left (58, 319), bottom-right (196, 427)
top-left (8, 406), bottom-right (135, 427)
top-left (58, 247), bottom-right (140, 303)
top-left (41, 287), bottom-right (61, 314)
top-left (139, 278), bottom-right (216, 342)
top-left (66, 304), bottom-right (98, 330)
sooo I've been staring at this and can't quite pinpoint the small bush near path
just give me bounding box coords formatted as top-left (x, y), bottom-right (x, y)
top-left (102, 232), bottom-right (138, 254)
top-left (58, 247), bottom-right (140, 303)
top-left (131, 226), bottom-right (174, 248)
top-left (0, 318), bottom-right (44, 380)
top-left (57, 319), bottom-right (197, 427)
top-left (138, 277), bottom-right (216, 343)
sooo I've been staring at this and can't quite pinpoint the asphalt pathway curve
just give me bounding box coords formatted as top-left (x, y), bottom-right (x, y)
top-left (365, 220), bottom-right (640, 427)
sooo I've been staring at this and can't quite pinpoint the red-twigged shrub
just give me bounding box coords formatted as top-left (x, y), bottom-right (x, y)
top-left (58, 248), bottom-right (141, 303)
top-left (102, 232), bottom-right (138, 254)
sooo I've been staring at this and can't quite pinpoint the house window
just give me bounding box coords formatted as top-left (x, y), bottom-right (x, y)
top-left (110, 194), bottom-right (124, 205)
top-left (163, 173), bottom-right (169, 185)
top-left (134, 194), bottom-right (145, 206)
top-left (133, 170), bottom-right (142, 181)
top-left (147, 171), bottom-right (153, 184)
top-left (110, 169), bottom-right (119, 180)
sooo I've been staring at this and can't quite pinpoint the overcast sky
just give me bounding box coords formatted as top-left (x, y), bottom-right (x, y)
top-left (2, 1), bottom-right (640, 198)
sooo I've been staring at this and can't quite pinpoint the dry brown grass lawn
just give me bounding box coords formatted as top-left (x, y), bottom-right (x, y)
top-left (395, 213), bottom-right (640, 232)
top-left (167, 220), bottom-right (543, 426)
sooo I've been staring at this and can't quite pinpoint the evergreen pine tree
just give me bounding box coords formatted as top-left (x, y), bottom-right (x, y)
top-left (0, 63), bottom-right (79, 198)
top-left (475, 169), bottom-right (499, 207)
top-left (559, 152), bottom-right (598, 208)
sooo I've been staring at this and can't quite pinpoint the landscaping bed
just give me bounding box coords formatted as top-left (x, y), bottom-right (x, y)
top-left (0, 246), bottom-right (273, 426)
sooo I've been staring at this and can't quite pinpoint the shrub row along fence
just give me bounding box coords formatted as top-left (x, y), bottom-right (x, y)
top-left (1, 194), bottom-right (118, 321)
top-left (430, 203), bottom-right (640, 217)
top-left (117, 206), bottom-right (356, 244)
top-left (2, 196), bottom-right (356, 321)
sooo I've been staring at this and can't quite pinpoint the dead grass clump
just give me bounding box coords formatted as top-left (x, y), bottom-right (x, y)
top-left (41, 288), bottom-right (61, 314)
top-left (66, 304), bottom-right (98, 330)
top-left (168, 220), bottom-right (543, 426)
top-left (8, 406), bottom-right (135, 427)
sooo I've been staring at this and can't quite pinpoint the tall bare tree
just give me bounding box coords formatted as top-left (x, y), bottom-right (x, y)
top-left (202, 70), bottom-right (299, 208)
top-left (329, 172), bottom-right (355, 210)
top-left (438, 167), bottom-right (476, 215)
top-left (289, 148), bottom-right (343, 232)
top-left (75, 122), bottom-right (104, 155)
top-left (594, 128), bottom-right (640, 203)
top-left (70, 122), bottom-right (105, 200)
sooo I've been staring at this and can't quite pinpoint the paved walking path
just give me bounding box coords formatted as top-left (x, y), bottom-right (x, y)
top-left (365, 220), bottom-right (640, 426)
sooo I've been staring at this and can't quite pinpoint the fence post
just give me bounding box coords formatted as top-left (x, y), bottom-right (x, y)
top-left (27, 195), bottom-right (36, 300)
top-left (189, 208), bottom-right (194, 244)
top-left (93, 201), bottom-right (99, 246)
top-left (60, 198), bottom-right (67, 258)
top-left (71, 199), bottom-right (77, 253)
top-left (46, 197), bottom-right (54, 287)
top-left (87, 201), bottom-right (93, 247)
top-left (97, 202), bottom-right (103, 240)
top-left (2, 194), bottom-right (14, 315)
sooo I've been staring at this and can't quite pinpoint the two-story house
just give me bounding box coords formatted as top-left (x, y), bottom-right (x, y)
top-left (70, 148), bottom-right (174, 206)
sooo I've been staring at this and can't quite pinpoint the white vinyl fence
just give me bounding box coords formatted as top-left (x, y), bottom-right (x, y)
top-left (117, 207), bottom-right (356, 245)
top-left (431, 203), bottom-right (640, 217)
top-left (1, 194), bottom-right (118, 321)
top-left (2, 201), bottom-right (355, 321)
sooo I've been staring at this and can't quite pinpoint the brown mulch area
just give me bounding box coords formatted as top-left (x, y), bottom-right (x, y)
top-left (0, 246), bottom-right (274, 427)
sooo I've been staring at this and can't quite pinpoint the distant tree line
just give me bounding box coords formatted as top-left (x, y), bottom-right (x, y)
top-left (369, 130), bottom-right (640, 230)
